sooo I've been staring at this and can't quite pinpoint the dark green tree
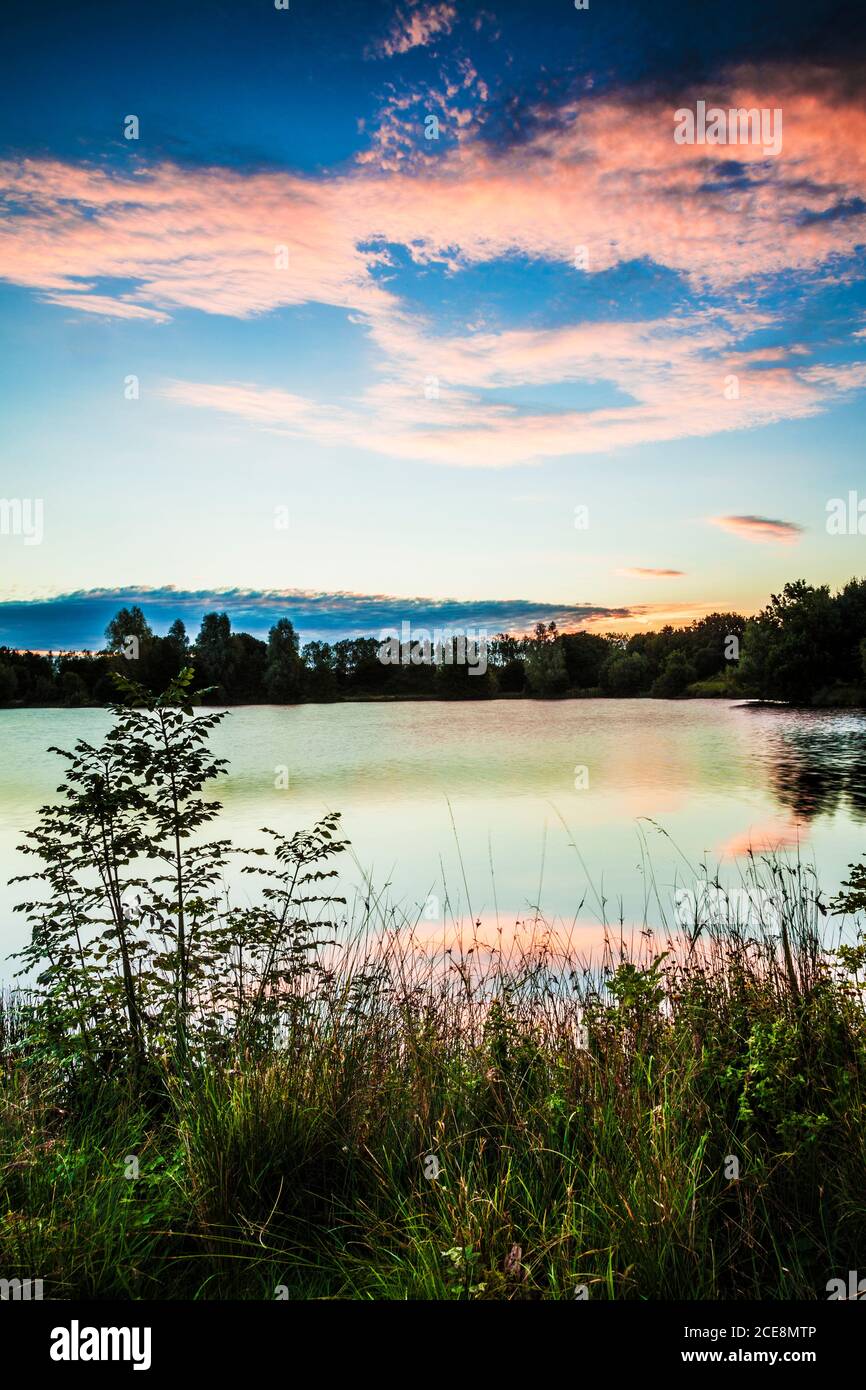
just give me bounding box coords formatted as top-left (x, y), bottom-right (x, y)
top-left (0, 660), bottom-right (19, 704)
top-left (650, 649), bottom-right (697, 698)
top-left (525, 639), bottom-right (569, 696)
top-left (302, 641), bottom-right (338, 701)
top-left (264, 618), bottom-right (303, 702)
top-left (167, 619), bottom-right (190, 656)
top-left (227, 631), bottom-right (266, 701)
top-left (12, 668), bottom-right (348, 1070)
top-left (603, 651), bottom-right (650, 696)
top-left (560, 632), bottom-right (612, 689)
top-left (194, 612), bottom-right (236, 701)
top-left (104, 605), bottom-right (153, 653)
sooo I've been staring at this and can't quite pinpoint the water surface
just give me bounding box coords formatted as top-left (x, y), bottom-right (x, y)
top-left (1, 699), bottom-right (865, 968)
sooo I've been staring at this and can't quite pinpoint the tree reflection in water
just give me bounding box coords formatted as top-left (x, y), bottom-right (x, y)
top-left (755, 711), bottom-right (866, 823)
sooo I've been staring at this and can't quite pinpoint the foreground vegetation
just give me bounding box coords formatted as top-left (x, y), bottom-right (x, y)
top-left (1, 673), bottom-right (865, 1300)
top-left (4, 574), bottom-right (866, 707)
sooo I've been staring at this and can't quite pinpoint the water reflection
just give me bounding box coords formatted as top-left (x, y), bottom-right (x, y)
top-left (3, 701), bottom-right (866, 968)
top-left (750, 709), bottom-right (866, 822)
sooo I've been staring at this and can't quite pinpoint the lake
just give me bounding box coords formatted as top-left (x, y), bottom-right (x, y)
top-left (2, 698), bottom-right (865, 972)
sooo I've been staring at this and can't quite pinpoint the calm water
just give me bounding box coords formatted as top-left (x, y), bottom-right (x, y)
top-left (2, 699), bottom-right (866, 968)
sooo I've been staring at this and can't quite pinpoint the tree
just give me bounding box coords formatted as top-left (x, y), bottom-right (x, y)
top-left (650, 649), bottom-right (697, 698)
top-left (167, 619), bottom-right (190, 656)
top-left (264, 618), bottom-right (303, 702)
top-left (194, 612), bottom-right (235, 700)
top-left (489, 634), bottom-right (526, 693)
top-left (333, 637), bottom-right (387, 694)
top-left (560, 632), bottom-right (611, 689)
top-left (0, 661), bottom-right (18, 704)
top-left (736, 618), bottom-right (775, 697)
top-left (105, 605), bottom-right (153, 653)
top-left (603, 652), bottom-right (650, 696)
top-left (230, 632), bottom-right (268, 701)
top-left (686, 612), bottom-right (746, 680)
top-left (739, 581), bottom-right (841, 703)
top-left (59, 670), bottom-right (88, 706)
top-left (12, 668), bottom-right (348, 1070)
top-left (302, 641), bottom-right (337, 701)
top-left (836, 579), bottom-right (866, 683)
top-left (525, 639), bottom-right (569, 696)
top-left (434, 637), bottom-right (497, 698)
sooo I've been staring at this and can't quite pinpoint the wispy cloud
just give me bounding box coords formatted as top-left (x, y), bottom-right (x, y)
top-left (2, 68), bottom-right (864, 312)
top-left (0, 66), bottom-right (865, 465)
top-left (41, 292), bottom-right (170, 322)
top-left (708, 515), bottom-right (805, 544)
top-left (617, 568), bottom-right (686, 578)
top-left (161, 318), bottom-right (866, 467)
top-left (372, 2), bottom-right (457, 59)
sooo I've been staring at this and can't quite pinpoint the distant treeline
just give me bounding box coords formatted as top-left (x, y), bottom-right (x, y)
top-left (3, 577), bottom-right (866, 707)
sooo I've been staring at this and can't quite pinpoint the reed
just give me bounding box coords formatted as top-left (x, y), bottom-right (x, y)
top-left (2, 858), bottom-right (865, 1301)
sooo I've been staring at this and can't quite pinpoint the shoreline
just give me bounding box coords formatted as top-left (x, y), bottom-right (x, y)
top-left (0, 692), bottom-right (860, 711)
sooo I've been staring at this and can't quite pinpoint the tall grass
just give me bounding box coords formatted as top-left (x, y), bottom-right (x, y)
top-left (2, 858), bottom-right (865, 1300)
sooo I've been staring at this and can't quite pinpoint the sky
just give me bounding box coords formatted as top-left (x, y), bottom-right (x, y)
top-left (0, 0), bottom-right (865, 648)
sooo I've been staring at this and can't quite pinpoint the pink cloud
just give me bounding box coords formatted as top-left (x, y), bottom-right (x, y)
top-left (162, 315), bottom-right (864, 466)
top-left (617, 568), bottom-right (686, 578)
top-left (373, 3), bottom-right (457, 58)
top-left (585, 599), bottom-right (744, 632)
top-left (0, 65), bottom-right (864, 465)
top-left (2, 68), bottom-right (864, 314)
top-left (160, 380), bottom-right (350, 438)
top-left (708, 515), bottom-right (805, 544)
top-left (41, 291), bottom-right (169, 323)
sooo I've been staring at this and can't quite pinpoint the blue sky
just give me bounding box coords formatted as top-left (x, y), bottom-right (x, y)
top-left (1, 0), bottom-right (865, 647)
